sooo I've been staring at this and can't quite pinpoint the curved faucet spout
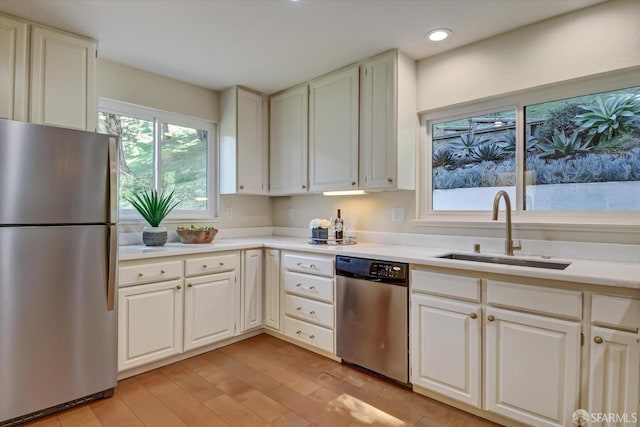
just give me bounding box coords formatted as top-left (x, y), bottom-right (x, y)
top-left (492, 191), bottom-right (521, 256)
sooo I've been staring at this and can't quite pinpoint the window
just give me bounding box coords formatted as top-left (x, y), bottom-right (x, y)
top-left (420, 73), bottom-right (640, 223)
top-left (98, 99), bottom-right (216, 219)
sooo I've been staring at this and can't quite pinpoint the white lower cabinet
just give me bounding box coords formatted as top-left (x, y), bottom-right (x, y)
top-left (410, 294), bottom-right (481, 407)
top-left (118, 252), bottom-right (239, 373)
top-left (118, 279), bottom-right (184, 371)
top-left (282, 252), bottom-right (335, 354)
top-left (588, 326), bottom-right (640, 425)
top-left (184, 270), bottom-right (237, 351)
top-left (484, 307), bottom-right (581, 427)
top-left (241, 249), bottom-right (263, 332)
top-left (263, 249), bottom-right (281, 330)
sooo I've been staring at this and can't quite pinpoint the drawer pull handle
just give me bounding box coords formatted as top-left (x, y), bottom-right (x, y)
top-left (296, 262), bottom-right (316, 269)
top-left (138, 273), bottom-right (144, 277)
top-left (296, 307), bottom-right (316, 316)
top-left (188, 283), bottom-right (193, 288)
top-left (296, 330), bottom-right (315, 339)
top-left (296, 283), bottom-right (316, 291)
top-left (469, 313), bottom-right (477, 319)
top-left (176, 285), bottom-right (182, 290)
top-left (487, 315), bottom-right (495, 322)
top-left (594, 336), bottom-right (603, 344)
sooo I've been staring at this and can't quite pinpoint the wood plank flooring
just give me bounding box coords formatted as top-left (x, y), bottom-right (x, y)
top-left (22, 334), bottom-right (501, 426)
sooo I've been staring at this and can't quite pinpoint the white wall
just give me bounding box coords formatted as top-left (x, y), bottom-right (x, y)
top-left (416, 0), bottom-right (640, 112)
top-left (274, 0), bottom-right (640, 244)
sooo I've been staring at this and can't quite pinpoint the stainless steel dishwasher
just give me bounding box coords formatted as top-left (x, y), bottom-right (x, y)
top-left (336, 255), bottom-right (409, 384)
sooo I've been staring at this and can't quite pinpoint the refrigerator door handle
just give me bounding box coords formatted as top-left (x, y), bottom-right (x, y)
top-left (108, 136), bottom-right (119, 224)
top-left (107, 224), bottom-right (118, 311)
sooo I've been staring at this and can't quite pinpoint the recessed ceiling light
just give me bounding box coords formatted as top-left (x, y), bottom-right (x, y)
top-left (426, 28), bottom-right (452, 42)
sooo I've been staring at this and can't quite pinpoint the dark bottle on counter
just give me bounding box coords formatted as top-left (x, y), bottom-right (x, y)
top-left (334, 209), bottom-right (344, 242)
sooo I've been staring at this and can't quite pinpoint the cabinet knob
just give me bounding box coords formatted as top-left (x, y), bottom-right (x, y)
top-left (351, 181), bottom-right (356, 186)
top-left (188, 283), bottom-right (193, 288)
top-left (160, 270), bottom-right (165, 274)
top-left (203, 264), bottom-right (208, 268)
top-left (487, 315), bottom-right (495, 322)
top-left (301, 184), bottom-right (306, 189)
top-left (219, 262), bottom-right (224, 266)
top-left (387, 177), bottom-right (393, 183)
top-left (469, 313), bottom-right (477, 319)
top-left (176, 285), bottom-right (182, 290)
top-left (594, 336), bottom-right (603, 344)
top-left (138, 272), bottom-right (144, 277)
top-left (239, 185), bottom-right (244, 190)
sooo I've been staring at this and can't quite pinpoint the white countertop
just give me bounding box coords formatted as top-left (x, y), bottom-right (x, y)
top-left (119, 236), bottom-right (640, 291)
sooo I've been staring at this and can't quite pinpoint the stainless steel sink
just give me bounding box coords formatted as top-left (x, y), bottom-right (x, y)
top-left (437, 253), bottom-right (570, 270)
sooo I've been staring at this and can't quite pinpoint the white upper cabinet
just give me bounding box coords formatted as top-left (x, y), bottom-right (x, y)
top-left (30, 25), bottom-right (97, 131)
top-left (220, 86), bottom-right (268, 195)
top-left (270, 84), bottom-right (308, 195)
top-left (360, 50), bottom-right (417, 190)
top-left (309, 65), bottom-right (359, 192)
top-left (0, 14), bottom-right (28, 122)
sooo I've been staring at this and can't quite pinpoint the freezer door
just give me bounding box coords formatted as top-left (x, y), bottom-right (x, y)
top-left (0, 119), bottom-right (110, 224)
top-left (0, 226), bottom-right (117, 421)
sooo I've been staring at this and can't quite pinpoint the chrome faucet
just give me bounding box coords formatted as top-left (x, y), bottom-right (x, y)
top-left (492, 191), bottom-right (521, 256)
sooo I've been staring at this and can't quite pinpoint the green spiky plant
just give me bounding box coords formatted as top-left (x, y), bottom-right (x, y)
top-left (126, 190), bottom-right (180, 227)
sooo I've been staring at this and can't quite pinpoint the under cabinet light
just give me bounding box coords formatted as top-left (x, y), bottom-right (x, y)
top-left (323, 190), bottom-right (366, 196)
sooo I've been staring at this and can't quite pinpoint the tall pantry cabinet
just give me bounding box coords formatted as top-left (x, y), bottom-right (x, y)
top-left (0, 13), bottom-right (97, 131)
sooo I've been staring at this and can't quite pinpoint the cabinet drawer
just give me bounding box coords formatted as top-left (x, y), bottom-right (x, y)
top-left (592, 295), bottom-right (640, 330)
top-left (283, 253), bottom-right (334, 277)
top-left (185, 253), bottom-right (238, 277)
top-left (284, 316), bottom-right (334, 354)
top-left (487, 280), bottom-right (582, 320)
top-left (284, 271), bottom-right (334, 303)
top-left (119, 260), bottom-right (183, 287)
top-left (411, 269), bottom-right (481, 302)
top-left (285, 294), bottom-right (334, 328)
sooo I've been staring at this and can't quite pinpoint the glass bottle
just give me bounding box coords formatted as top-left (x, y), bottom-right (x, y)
top-left (334, 209), bottom-right (344, 242)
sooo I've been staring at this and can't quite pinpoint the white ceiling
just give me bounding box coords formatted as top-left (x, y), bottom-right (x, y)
top-left (0, 0), bottom-right (606, 94)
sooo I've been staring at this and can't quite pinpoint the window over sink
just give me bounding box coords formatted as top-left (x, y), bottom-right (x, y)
top-left (419, 71), bottom-right (640, 226)
top-left (98, 98), bottom-right (216, 219)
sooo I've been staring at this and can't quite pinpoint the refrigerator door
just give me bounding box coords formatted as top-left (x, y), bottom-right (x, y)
top-left (0, 226), bottom-right (117, 421)
top-left (0, 119), bottom-right (110, 225)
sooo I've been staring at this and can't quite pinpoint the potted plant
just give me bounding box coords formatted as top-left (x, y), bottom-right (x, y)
top-left (127, 189), bottom-right (179, 246)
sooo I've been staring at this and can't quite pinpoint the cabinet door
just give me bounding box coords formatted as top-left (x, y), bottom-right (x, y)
top-left (264, 249), bottom-right (280, 330)
top-left (241, 249), bottom-right (263, 332)
top-left (361, 51), bottom-right (396, 190)
top-left (0, 15), bottom-right (28, 121)
top-left (237, 88), bottom-right (266, 194)
top-left (588, 326), bottom-right (640, 425)
top-left (30, 25), bottom-right (96, 131)
top-left (270, 85), bottom-right (308, 195)
top-left (411, 294), bottom-right (481, 407)
top-left (309, 66), bottom-right (359, 192)
top-left (485, 308), bottom-right (581, 427)
top-left (118, 280), bottom-right (184, 372)
top-left (184, 270), bottom-right (237, 351)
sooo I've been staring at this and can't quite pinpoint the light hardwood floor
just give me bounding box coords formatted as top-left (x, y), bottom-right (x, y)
top-left (23, 334), bottom-right (501, 426)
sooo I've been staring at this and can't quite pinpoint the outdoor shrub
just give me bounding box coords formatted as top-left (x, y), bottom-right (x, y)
top-left (537, 130), bottom-right (591, 159)
top-left (470, 142), bottom-right (507, 162)
top-left (574, 94), bottom-right (640, 145)
top-left (449, 128), bottom-right (489, 158)
top-left (499, 131), bottom-right (540, 153)
top-left (534, 102), bottom-right (586, 143)
top-left (432, 147), bottom-right (455, 168)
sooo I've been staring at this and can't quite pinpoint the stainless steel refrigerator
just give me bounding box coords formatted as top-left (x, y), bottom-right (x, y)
top-left (0, 119), bottom-right (118, 426)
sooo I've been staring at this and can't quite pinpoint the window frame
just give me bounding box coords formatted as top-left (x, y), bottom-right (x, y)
top-left (99, 98), bottom-right (218, 221)
top-left (417, 69), bottom-right (640, 228)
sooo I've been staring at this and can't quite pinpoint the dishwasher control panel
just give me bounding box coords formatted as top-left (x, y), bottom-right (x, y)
top-left (335, 256), bottom-right (408, 285)
top-left (370, 262), bottom-right (406, 279)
